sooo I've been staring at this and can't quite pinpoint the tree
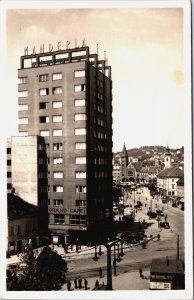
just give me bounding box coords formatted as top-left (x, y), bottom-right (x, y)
top-left (7, 244), bottom-right (67, 291)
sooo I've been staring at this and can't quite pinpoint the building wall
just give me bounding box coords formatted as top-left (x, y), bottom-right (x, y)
top-left (8, 214), bottom-right (38, 254)
top-left (17, 47), bottom-right (112, 237)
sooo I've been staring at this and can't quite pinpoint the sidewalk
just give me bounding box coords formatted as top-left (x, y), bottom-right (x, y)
top-left (61, 269), bottom-right (150, 291)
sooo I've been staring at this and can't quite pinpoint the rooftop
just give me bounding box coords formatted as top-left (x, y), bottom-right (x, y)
top-left (151, 258), bottom-right (184, 275)
top-left (157, 167), bottom-right (183, 178)
top-left (8, 193), bottom-right (38, 219)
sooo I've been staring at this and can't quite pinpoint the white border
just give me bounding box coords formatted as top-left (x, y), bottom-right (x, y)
top-left (0, 1), bottom-right (192, 299)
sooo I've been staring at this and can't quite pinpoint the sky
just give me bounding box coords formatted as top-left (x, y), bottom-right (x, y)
top-left (4, 3), bottom-right (189, 152)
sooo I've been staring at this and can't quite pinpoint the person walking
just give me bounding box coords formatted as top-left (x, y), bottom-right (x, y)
top-left (139, 267), bottom-right (143, 278)
top-left (74, 277), bottom-right (78, 289)
top-left (99, 267), bottom-right (102, 278)
top-left (78, 277), bottom-right (82, 289)
top-left (95, 279), bottom-right (99, 289)
top-left (84, 278), bottom-right (88, 290)
top-left (67, 281), bottom-right (71, 291)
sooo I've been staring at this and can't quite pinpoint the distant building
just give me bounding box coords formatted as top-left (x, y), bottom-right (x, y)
top-left (150, 258), bottom-right (185, 290)
top-left (164, 146), bottom-right (171, 168)
top-left (120, 144), bottom-right (129, 180)
top-left (112, 164), bottom-right (121, 182)
top-left (7, 194), bottom-right (39, 256)
top-left (139, 166), bottom-right (160, 182)
top-left (157, 167), bottom-right (183, 198)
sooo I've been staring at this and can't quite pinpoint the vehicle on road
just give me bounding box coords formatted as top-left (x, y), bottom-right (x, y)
top-left (156, 209), bottom-right (164, 216)
top-left (147, 211), bottom-right (157, 218)
top-left (160, 222), bottom-right (170, 229)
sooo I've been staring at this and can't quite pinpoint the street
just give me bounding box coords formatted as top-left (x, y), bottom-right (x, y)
top-left (63, 187), bottom-right (184, 289)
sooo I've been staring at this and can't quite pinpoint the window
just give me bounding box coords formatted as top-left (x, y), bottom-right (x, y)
top-left (70, 215), bottom-right (86, 225)
top-left (53, 143), bottom-right (63, 150)
top-left (172, 179), bottom-right (174, 182)
top-left (53, 157), bottom-right (63, 164)
top-left (75, 142), bottom-right (86, 150)
top-left (75, 114), bottom-right (87, 121)
top-left (19, 131), bottom-right (28, 136)
top-left (75, 200), bottom-right (86, 207)
top-left (75, 171), bottom-right (87, 179)
top-left (53, 171), bottom-right (63, 179)
top-left (18, 77), bottom-right (27, 84)
top-left (53, 115), bottom-right (62, 123)
top-left (7, 183), bottom-right (12, 190)
top-left (76, 186), bottom-right (87, 193)
top-left (7, 160), bottom-right (11, 166)
top-left (172, 184), bottom-right (175, 189)
top-left (53, 199), bottom-right (63, 206)
top-left (39, 88), bottom-right (49, 96)
top-left (40, 130), bottom-right (49, 137)
top-left (19, 90), bottom-right (28, 97)
top-left (53, 87), bottom-right (62, 94)
top-left (75, 99), bottom-right (86, 107)
top-left (38, 171), bottom-right (47, 179)
top-left (19, 118), bottom-right (28, 125)
top-left (7, 148), bottom-right (11, 154)
top-left (53, 101), bottom-right (62, 108)
top-left (19, 104), bottom-right (28, 111)
top-left (7, 172), bottom-right (11, 178)
top-left (52, 73), bottom-right (62, 80)
top-left (39, 102), bottom-right (49, 109)
top-left (76, 157), bottom-right (86, 164)
top-left (53, 129), bottom-right (62, 136)
top-left (38, 158), bottom-right (46, 165)
top-left (53, 185), bottom-right (63, 192)
top-left (54, 214), bottom-right (65, 224)
top-left (40, 116), bottom-right (49, 123)
top-left (75, 128), bottom-right (87, 135)
top-left (74, 70), bottom-right (86, 78)
top-left (39, 74), bottom-right (49, 82)
top-left (74, 84), bottom-right (86, 92)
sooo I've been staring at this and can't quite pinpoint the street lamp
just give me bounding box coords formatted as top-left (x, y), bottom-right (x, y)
top-left (133, 189), bottom-right (136, 219)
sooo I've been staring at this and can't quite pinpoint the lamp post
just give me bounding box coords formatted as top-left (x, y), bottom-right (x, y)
top-left (133, 189), bottom-right (136, 219)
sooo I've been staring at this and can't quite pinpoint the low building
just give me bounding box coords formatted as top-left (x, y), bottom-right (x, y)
top-left (7, 193), bottom-right (39, 256)
top-left (157, 167), bottom-right (183, 198)
top-left (112, 164), bottom-right (121, 182)
top-left (150, 258), bottom-right (185, 290)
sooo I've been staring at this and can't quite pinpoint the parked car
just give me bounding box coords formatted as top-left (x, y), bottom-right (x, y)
top-left (147, 211), bottom-right (157, 218)
top-left (156, 209), bottom-right (164, 216)
top-left (160, 222), bottom-right (170, 229)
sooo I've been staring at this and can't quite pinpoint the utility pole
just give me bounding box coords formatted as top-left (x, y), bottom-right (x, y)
top-left (177, 235), bottom-right (179, 260)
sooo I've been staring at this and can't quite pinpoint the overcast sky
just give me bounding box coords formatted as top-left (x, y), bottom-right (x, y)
top-left (5, 4), bottom-right (188, 152)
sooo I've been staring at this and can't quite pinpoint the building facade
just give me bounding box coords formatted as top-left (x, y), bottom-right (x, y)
top-left (7, 194), bottom-right (39, 256)
top-left (17, 46), bottom-right (113, 243)
top-left (157, 167), bottom-right (183, 198)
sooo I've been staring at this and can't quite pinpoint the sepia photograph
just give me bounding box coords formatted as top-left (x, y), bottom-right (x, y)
top-left (0, 0), bottom-right (192, 299)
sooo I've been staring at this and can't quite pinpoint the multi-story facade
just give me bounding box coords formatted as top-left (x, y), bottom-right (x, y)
top-left (17, 46), bottom-right (113, 243)
top-left (157, 167), bottom-right (183, 197)
top-left (7, 135), bottom-right (48, 238)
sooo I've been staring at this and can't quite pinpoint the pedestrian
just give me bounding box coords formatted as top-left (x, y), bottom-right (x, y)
top-left (74, 277), bottom-right (78, 289)
top-left (139, 267), bottom-right (143, 278)
top-left (84, 278), bottom-right (88, 290)
top-left (78, 277), bottom-right (82, 289)
top-left (99, 267), bottom-right (102, 278)
top-left (157, 233), bottom-right (160, 241)
top-left (95, 279), bottom-right (99, 289)
top-left (71, 244), bottom-right (73, 251)
top-left (67, 280), bottom-right (71, 291)
top-left (146, 197), bottom-right (147, 201)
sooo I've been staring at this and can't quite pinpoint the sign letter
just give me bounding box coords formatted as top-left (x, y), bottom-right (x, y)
top-left (24, 47), bottom-right (28, 56)
top-left (40, 44), bottom-right (44, 54)
top-left (32, 46), bottom-right (36, 55)
top-left (66, 40), bottom-right (70, 50)
top-left (58, 41), bottom-right (62, 51)
top-left (49, 43), bottom-right (53, 52)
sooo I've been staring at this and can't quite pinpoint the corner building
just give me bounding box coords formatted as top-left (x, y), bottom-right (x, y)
top-left (18, 46), bottom-right (113, 243)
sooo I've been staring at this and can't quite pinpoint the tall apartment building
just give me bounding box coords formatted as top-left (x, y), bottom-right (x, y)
top-left (17, 46), bottom-right (113, 243)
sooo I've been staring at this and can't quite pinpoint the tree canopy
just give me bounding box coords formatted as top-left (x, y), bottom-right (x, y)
top-left (7, 245), bottom-right (67, 291)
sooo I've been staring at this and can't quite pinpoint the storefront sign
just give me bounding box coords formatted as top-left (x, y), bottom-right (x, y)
top-left (24, 39), bottom-right (86, 56)
top-left (48, 206), bottom-right (84, 215)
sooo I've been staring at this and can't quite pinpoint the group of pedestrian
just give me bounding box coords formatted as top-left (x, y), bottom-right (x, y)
top-left (67, 276), bottom-right (89, 291)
